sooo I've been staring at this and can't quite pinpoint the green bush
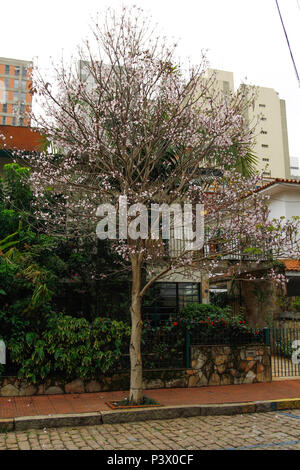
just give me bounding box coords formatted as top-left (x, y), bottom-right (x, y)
top-left (275, 339), bottom-right (293, 358)
top-left (8, 314), bottom-right (131, 383)
top-left (177, 303), bottom-right (262, 345)
top-left (291, 297), bottom-right (300, 313)
top-left (178, 303), bottom-right (238, 323)
top-left (142, 319), bottom-right (186, 368)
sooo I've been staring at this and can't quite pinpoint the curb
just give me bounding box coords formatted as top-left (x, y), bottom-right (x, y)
top-left (1, 398), bottom-right (300, 431)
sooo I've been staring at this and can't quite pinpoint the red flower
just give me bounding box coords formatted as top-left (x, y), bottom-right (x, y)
top-left (99, 318), bottom-right (103, 322)
top-left (173, 321), bottom-right (178, 326)
top-left (211, 321), bottom-right (214, 325)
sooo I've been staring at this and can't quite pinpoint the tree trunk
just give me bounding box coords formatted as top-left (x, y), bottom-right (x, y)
top-left (129, 255), bottom-right (143, 405)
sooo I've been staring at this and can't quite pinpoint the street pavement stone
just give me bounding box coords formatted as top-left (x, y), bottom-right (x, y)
top-left (1, 410), bottom-right (300, 450)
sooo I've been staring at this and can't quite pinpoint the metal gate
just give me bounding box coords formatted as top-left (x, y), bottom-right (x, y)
top-left (267, 328), bottom-right (300, 378)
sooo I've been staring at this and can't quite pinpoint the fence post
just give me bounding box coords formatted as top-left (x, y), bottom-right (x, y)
top-left (263, 327), bottom-right (270, 346)
top-left (185, 329), bottom-right (191, 369)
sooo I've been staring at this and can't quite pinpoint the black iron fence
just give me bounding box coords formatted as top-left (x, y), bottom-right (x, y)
top-left (119, 321), bottom-right (266, 371)
top-left (188, 324), bottom-right (264, 346)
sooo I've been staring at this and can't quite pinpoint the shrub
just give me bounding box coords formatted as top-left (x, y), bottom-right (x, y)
top-left (142, 319), bottom-right (186, 368)
top-left (178, 303), bottom-right (238, 323)
top-left (8, 313), bottom-right (131, 383)
top-left (291, 297), bottom-right (300, 313)
top-left (177, 303), bottom-right (263, 345)
top-left (275, 338), bottom-right (293, 358)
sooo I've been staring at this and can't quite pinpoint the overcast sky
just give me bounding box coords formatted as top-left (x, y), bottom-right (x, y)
top-left (2, 0), bottom-right (300, 159)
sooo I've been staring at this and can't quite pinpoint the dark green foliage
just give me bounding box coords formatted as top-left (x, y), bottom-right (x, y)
top-left (142, 319), bottom-right (186, 368)
top-left (8, 314), bottom-right (131, 383)
top-left (178, 303), bottom-right (263, 345)
top-left (291, 297), bottom-right (300, 313)
top-left (0, 164), bottom-right (129, 380)
top-left (178, 303), bottom-right (232, 322)
top-left (210, 291), bottom-right (230, 308)
top-left (274, 338), bottom-right (293, 358)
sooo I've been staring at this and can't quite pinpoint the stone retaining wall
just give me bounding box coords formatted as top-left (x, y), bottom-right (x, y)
top-left (0, 344), bottom-right (271, 396)
top-left (188, 344), bottom-right (271, 387)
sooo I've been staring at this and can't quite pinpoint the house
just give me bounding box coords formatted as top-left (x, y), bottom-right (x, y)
top-left (258, 178), bottom-right (300, 301)
top-left (149, 178), bottom-right (300, 326)
top-left (225, 178), bottom-right (300, 327)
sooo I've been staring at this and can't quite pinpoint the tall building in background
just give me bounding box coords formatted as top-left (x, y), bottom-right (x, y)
top-left (0, 57), bottom-right (33, 127)
top-left (290, 156), bottom-right (300, 178)
top-left (207, 69), bottom-right (291, 179)
top-left (245, 85), bottom-right (291, 179)
top-left (78, 63), bottom-right (292, 180)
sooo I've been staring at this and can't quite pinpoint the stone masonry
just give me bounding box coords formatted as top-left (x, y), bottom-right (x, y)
top-left (188, 344), bottom-right (271, 387)
top-left (0, 344), bottom-right (271, 396)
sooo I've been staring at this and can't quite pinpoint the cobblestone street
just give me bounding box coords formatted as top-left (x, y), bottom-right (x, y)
top-left (1, 410), bottom-right (300, 450)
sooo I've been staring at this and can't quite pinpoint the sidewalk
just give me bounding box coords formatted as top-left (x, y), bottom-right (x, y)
top-left (1, 379), bottom-right (300, 430)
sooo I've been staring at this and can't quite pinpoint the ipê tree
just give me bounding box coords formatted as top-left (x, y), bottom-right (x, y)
top-left (22, 6), bottom-right (300, 404)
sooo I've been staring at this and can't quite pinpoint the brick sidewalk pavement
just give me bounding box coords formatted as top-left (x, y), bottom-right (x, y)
top-left (1, 379), bottom-right (300, 419)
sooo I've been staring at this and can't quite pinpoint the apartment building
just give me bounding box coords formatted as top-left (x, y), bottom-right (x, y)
top-left (206, 69), bottom-right (291, 179)
top-left (290, 156), bottom-right (300, 178)
top-left (0, 57), bottom-right (33, 127)
top-left (246, 85), bottom-right (291, 179)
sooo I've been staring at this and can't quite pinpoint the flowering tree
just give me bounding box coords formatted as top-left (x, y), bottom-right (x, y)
top-left (22, 7), bottom-right (300, 403)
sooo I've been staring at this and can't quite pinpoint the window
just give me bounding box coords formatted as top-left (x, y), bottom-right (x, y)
top-left (12, 117), bottom-right (16, 126)
top-left (14, 66), bottom-right (20, 76)
top-left (223, 81), bottom-right (230, 93)
top-left (21, 81), bottom-right (26, 91)
top-left (21, 92), bottom-right (26, 102)
top-left (2, 116), bottom-right (6, 125)
top-left (2, 103), bottom-right (7, 113)
top-left (19, 117), bottom-right (24, 126)
top-left (20, 104), bottom-right (25, 114)
top-left (5, 64), bottom-right (9, 75)
top-left (13, 91), bottom-right (19, 102)
top-left (143, 282), bottom-right (201, 319)
top-left (178, 283), bottom-right (200, 309)
top-left (287, 277), bottom-right (300, 296)
top-left (13, 104), bottom-right (19, 113)
top-left (13, 80), bottom-right (19, 89)
top-left (4, 90), bottom-right (8, 102)
top-left (22, 66), bottom-right (27, 78)
top-left (261, 144), bottom-right (269, 148)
